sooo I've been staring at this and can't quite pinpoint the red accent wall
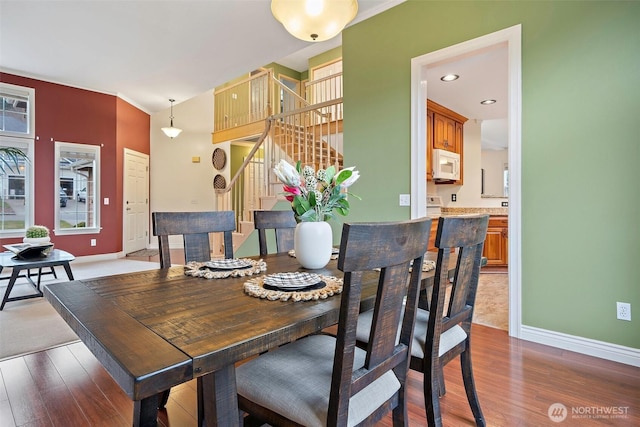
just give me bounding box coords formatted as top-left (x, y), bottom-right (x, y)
top-left (0, 72), bottom-right (150, 256)
top-left (116, 98), bottom-right (151, 251)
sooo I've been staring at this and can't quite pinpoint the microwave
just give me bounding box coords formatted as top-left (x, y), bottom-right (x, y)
top-left (432, 149), bottom-right (460, 181)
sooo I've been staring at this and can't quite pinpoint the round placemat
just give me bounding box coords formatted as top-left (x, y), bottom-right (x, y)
top-left (244, 274), bottom-right (343, 302)
top-left (184, 258), bottom-right (266, 279)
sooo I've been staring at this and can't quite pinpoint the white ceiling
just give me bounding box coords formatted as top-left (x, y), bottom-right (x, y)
top-left (0, 0), bottom-right (403, 114)
top-left (0, 0), bottom-right (506, 147)
top-left (425, 43), bottom-right (508, 150)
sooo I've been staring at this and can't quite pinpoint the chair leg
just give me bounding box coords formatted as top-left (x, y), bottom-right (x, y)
top-left (460, 348), bottom-right (485, 427)
top-left (391, 379), bottom-right (409, 426)
top-left (424, 362), bottom-right (444, 427)
top-left (437, 364), bottom-right (446, 397)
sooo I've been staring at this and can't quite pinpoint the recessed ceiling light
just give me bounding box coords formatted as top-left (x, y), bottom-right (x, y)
top-left (480, 99), bottom-right (497, 105)
top-left (440, 74), bottom-right (459, 82)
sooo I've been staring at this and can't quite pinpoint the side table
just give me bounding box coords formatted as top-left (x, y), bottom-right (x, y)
top-left (0, 249), bottom-right (75, 310)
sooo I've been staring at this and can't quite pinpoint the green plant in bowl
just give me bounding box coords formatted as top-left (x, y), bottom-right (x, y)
top-left (25, 225), bottom-right (50, 238)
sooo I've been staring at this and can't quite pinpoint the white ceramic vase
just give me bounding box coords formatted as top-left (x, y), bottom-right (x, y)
top-left (294, 221), bottom-right (332, 269)
top-left (23, 236), bottom-right (51, 245)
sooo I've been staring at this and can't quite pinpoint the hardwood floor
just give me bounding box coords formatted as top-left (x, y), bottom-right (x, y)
top-left (2, 250), bottom-right (637, 426)
top-left (1, 324), bottom-right (638, 426)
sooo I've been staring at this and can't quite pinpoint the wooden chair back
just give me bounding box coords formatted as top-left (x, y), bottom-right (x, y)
top-left (151, 211), bottom-right (235, 268)
top-left (423, 214), bottom-right (489, 426)
top-left (330, 217), bottom-right (431, 424)
top-left (253, 210), bottom-right (297, 256)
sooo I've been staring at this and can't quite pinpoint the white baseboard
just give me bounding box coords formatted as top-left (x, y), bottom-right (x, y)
top-left (520, 325), bottom-right (640, 367)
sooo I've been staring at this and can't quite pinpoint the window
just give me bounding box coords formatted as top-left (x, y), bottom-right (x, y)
top-left (1, 83), bottom-right (35, 139)
top-left (1, 82), bottom-right (35, 237)
top-left (55, 141), bottom-right (100, 234)
top-left (0, 137), bottom-right (34, 236)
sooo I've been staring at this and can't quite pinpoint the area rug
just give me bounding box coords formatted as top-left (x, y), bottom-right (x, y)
top-left (126, 248), bottom-right (159, 257)
top-left (0, 258), bottom-right (160, 361)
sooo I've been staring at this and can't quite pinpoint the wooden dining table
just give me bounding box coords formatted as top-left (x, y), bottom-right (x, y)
top-left (43, 251), bottom-right (449, 427)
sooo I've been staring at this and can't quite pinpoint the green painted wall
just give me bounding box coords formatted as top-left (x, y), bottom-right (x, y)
top-left (342, 1), bottom-right (639, 348)
top-left (308, 46), bottom-right (342, 71)
top-left (264, 62), bottom-right (302, 81)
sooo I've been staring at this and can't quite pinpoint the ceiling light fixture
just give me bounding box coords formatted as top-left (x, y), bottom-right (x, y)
top-left (161, 99), bottom-right (182, 139)
top-left (440, 74), bottom-right (459, 82)
top-left (480, 99), bottom-right (497, 105)
top-left (271, 0), bottom-right (358, 42)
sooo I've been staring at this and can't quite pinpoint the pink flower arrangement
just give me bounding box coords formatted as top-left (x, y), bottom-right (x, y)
top-left (273, 160), bottom-right (360, 222)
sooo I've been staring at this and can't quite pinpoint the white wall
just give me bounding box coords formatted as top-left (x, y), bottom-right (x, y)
top-left (481, 148), bottom-right (508, 197)
top-left (150, 91), bottom-right (216, 246)
top-left (427, 120), bottom-right (507, 208)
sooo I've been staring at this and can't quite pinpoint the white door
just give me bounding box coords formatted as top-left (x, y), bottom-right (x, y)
top-left (123, 149), bottom-right (149, 254)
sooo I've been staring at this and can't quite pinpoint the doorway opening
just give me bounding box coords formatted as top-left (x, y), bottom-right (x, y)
top-left (410, 25), bottom-right (522, 337)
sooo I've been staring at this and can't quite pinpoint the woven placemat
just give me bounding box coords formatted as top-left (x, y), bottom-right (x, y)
top-left (184, 258), bottom-right (267, 279)
top-left (244, 274), bottom-right (343, 302)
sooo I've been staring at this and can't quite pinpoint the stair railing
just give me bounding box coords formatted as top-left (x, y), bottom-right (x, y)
top-left (212, 73), bottom-right (344, 253)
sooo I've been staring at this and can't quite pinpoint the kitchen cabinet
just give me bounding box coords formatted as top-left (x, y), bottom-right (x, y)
top-left (426, 99), bottom-right (467, 184)
top-left (427, 217), bottom-right (439, 252)
top-left (433, 112), bottom-right (456, 151)
top-left (482, 216), bottom-right (508, 267)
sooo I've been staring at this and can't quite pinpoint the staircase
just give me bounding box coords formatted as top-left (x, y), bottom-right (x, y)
top-left (211, 70), bottom-right (344, 254)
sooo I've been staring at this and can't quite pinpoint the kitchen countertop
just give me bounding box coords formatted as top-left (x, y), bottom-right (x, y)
top-left (441, 207), bottom-right (508, 216)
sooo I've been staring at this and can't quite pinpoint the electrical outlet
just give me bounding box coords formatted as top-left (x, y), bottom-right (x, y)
top-left (616, 302), bottom-right (631, 321)
top-left (90, 239), bottom-right (96, 247)
top-left (451, 194), bottom-right (457, 202)
top-left (399, 194), bottom-right (410, 206)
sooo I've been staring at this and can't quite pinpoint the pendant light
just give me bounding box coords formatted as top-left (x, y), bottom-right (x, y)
top-left (271, 0), bottom-right (358, 42)
top-left (161, 99), bottom-right (182, 139)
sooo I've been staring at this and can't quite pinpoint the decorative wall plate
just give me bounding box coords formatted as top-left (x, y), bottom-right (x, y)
top-left (213, 174), bottom-right (226, 189)
top-left (212, 148), bottom-right (227, 170)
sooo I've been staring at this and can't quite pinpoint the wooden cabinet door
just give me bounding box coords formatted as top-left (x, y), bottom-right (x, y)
top-left (454, 121), bottom-right (464, 154)
top-left (483, 227), bottom-right (506, 266)
top-left (433, 113), bottom-right (456, 151)
top-left (482, 217), bottom-right (508, 266)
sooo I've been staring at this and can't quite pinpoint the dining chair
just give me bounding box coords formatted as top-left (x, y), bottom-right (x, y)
top-left (235, 217), bottom-right (432, 427)
top-left (151, 210), bottom-right (235, 409)
top-left (151, 210), bottom-right (235, 268)
top-left (356, 214), bottom-right (489, 426)
top-left (253, 209), bottom-right (297, 256)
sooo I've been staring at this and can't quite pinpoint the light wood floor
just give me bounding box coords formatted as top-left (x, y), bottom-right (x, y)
top-left (1, 252), bottom-right (637, 426)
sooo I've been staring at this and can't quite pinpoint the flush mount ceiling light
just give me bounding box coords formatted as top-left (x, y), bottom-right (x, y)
top-left (480, 99), bottom-right (497, 105)
top-left (161, 99), bottom-right (182, 139)
top-left (440, 74), bottom-right (459, 82)
top-left (271, 0), bottom-right (358, 42)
